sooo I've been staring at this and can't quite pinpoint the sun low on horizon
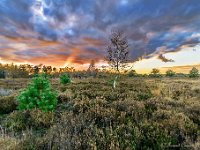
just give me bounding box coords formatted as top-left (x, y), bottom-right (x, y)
top-left (0, 0), bottom-right (200, 73)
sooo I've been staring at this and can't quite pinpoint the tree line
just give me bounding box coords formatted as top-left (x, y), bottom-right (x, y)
top-left (0, 62), bottom-right (101, 79)
top-left (0, 62), bottom-right (199, 79)
top-left (128, 67), bottom-right (199, 78)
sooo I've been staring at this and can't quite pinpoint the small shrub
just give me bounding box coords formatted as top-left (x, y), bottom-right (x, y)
top-left (59, 73), bottom-right (71, 85)
top-left (137, 88), bottom-right (152, 101)
top-left (0, 136), bottom-right (19, 150)
top-left (0, 95), bottom-right (17, 114)
top-left (137, 92), bottom-right (152, 101)
top-left (57, 90), bottom-right (74, 103)
top-left (128, 70), bottom-right (137, 77)
top-left (149, 68), bottom-right (162, 78)
top-left (3, 109), bottom-right (54, 132)
top-left (189, 67), bottom-right (199, 78)
top-left (30, 109), bottom-right (54, 128)
top-left (145, 99), bottom-right (158, 118)
top-left (16, 130), bottom-right (48, 150)
top-left (138, 122), bottom-right (172, 149)
top-left (4, 111), bottom-right (29, 131)
top-left (166, 69), bottom-right (176, 77)
top-left (17, 75), bottom-right (57, 112)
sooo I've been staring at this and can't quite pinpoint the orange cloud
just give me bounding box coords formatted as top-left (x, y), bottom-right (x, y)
top-left (0, 35), bottom-right (107, 68)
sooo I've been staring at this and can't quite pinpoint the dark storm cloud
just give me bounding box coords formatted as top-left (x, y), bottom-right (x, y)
top-left (0, 0), bottom-right (34, 36)
top-left (0, 0), bottom-right (200, 65)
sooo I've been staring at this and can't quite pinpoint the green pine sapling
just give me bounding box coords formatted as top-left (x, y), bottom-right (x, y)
top-left (17, 75), bottom-right (57, 112)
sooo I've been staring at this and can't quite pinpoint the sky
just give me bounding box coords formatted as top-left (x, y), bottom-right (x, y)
top-left (0, 0), bottom-right (200, 73)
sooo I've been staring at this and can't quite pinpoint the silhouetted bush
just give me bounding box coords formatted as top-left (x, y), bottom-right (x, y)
top-left (166, 69), bottom-right (176, 77)
top-left (128, 70), bottom-right (138, 77)
top-left (149, 68), bottom-right (162, 78)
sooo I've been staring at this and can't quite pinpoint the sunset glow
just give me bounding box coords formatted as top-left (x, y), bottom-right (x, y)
top-left (0, 0), bottom-right (200, 73)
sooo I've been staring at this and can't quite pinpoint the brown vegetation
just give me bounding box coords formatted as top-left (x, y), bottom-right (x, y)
top-left (0, 77), bottom-right (200, 149)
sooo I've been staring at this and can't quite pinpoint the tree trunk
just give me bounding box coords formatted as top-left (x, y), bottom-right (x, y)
top-left (113, 75), bottom-right (119, 89)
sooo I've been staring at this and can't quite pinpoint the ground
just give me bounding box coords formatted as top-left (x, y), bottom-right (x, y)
top-left (0, 77), bottom-right (200, 150)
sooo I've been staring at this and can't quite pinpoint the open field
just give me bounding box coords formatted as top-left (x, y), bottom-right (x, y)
top-left (0, 77), bottom-right (200, 150)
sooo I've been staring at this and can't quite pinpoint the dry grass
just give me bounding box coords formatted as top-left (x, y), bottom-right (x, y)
top-left (0, 77), bottom-right (200, 149)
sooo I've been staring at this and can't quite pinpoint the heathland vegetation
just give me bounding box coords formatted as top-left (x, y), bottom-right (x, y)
top-left (0, 31), bottom-right (200, 149)
top-left (0, 64), bottom-right (200, 149)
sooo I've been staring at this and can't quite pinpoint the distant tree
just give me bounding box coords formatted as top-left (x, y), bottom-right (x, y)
top-left (0, 63), bottom-right (30, 78)
top-left (7, 63), bottom-right (17, 78)
top-left (53, 67), bottom-right (57, 73)
top-left (25, 64), bottom-right (32, 75)
top-left (149, 68), bottom-right (162, 78)
top-left (87, 60), bottom-right (98, 77)
top-left (59, 66), bottom-right (74, 73)
top-left (151, 68), bottom-right (160, 74)
top-left (19, 64), bottom-right (26, 72)
top-left (42, 65), bottom-right (48, 74)
top-left (142, 74), bottom-right (148, 77)
top-left (106, 30), bottom-right (129, 88)
top-left (128, 70), bottom-right (137, 77)
top-left (166, 69), bottom-right (176, 77)
top-left (47, 66), bottom-right (52, 74)
top-left (33, 65), bottom-right (40, 75)
top-left (18, 64), bottom-right (29, 78)
top-left (87, 60), bottom-right (95, 71)
top-left (189, 67), bottom-right (199, 78)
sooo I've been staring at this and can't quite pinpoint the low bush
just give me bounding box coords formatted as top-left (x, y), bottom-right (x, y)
top-left (29, 109), bottom-right (55, 128)
top-left (138, 122), bottom-right (172, 149)
top-left (189, 67), bottom-right (199, 78)
top-left (4, 111), bottom-right (29, 132)
top-left (59, 73), bottom-right (71, 85)
top-left (149, 68), bottom-right (162, 78)
top-left (3, 109), bottom-right (54, 132)
top-left (0, 136), bottom-right (19, 150)
top-left (137, 87), bottom-right (153, 101)
top-left (128, 70), bottom-right (138, 77)
top-left (0, 95), bottom-right (17, 114)
top-left (166, 69), bottom-right (176, 77)
top-left (57, 90), bottom-right (74, 103)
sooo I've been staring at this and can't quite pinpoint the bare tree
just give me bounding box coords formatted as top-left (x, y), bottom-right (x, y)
top-left (87, 60), bottom-right (97, 77)
top-left (106, 30), bottom-right (129, 88)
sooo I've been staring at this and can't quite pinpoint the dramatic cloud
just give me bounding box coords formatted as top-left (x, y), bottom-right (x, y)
top-left (158, 54), bottom-right (174, 63)
top-left (0, 0), bottom-right (200, 67)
